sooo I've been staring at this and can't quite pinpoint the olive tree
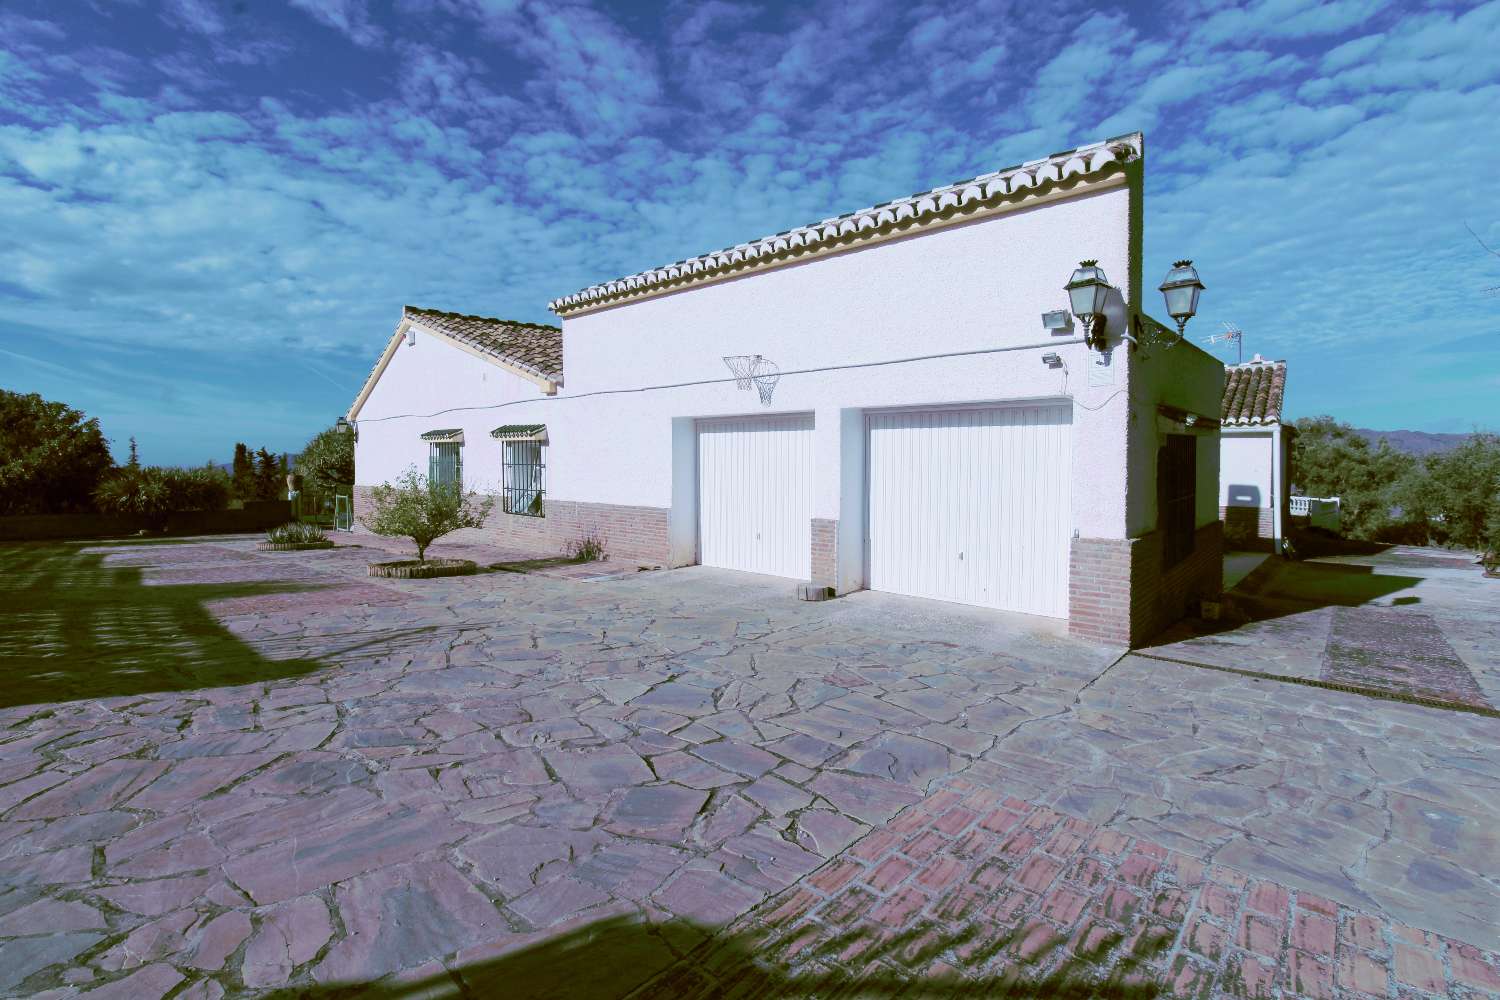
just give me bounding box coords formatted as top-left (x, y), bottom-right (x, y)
top-left (358, 468), bottom-right (494, 562)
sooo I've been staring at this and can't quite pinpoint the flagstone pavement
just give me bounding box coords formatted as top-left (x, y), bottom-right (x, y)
top-left (0, 536), bottom-right (1496, 998)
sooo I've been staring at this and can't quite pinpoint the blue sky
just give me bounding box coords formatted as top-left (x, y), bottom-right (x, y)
top-left (1, 0), bottom-right (1497, 466)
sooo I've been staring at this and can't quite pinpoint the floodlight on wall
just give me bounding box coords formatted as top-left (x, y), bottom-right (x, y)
top-left (1042, 310), bottom-right (1073, 333)
top-left (1064, 260), bottom-right (1113, 351)
top-left (406, 326), bottom-right (417, 346)
top-left (1041, 352), bottom-right (1063, 368)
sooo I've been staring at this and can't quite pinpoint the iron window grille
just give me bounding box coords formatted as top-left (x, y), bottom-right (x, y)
top-left (428, 442), bottom-right (463, 492)
top-left (503, 441), bottom-right (545, 517)
top-left (1158, 433), bottom-right (1197, 568)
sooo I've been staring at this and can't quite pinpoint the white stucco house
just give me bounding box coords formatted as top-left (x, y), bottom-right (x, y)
top-left (348, 132), bottom-right (1226, 645)
top-left (1218, 356), bottom-right (1288, 553)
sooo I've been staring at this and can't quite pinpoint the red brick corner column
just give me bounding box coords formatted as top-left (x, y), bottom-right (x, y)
top-left (810, 518), bottom-right (838, 591)
top-left (1070, 522), bottom-right (1223, 647)
top-left (351, 485), bottom-right (375, 532)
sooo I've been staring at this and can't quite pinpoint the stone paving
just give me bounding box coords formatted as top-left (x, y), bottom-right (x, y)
top-left (1150, 547), bottom-right (1500, 710)
top-left (0, 536), bottom-right (1496, 997)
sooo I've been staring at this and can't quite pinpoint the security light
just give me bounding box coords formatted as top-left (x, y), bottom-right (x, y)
top-left (1042, 310), bottom-right (1073, 333)
top-left (1159, 259), bottom-right (1205, 336)
top-left (1041, 352), bottom-right (1063, 367)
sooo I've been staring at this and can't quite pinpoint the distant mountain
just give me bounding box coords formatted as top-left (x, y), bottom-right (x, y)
top-left (1354, 429), bottom-right (1471, 456)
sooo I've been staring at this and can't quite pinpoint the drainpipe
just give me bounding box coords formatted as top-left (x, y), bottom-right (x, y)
top-left (1271, 424), bottom-right (1284, 555)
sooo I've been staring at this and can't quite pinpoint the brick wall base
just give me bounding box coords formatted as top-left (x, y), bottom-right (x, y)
top-left (1222, 505), bottom-right (1274, 551)
top-left (352, 487), bottom-right (670, 567)
top-left (1069, 521), bottom-right (1223, 647)
top-left (810, 518), bottom-right (838, 590)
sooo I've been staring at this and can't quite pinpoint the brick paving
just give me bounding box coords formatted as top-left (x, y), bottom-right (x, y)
top-left (640, 776), bottom-right (1500, 999)
top-left (0, 537), bottom-right (1497, 997)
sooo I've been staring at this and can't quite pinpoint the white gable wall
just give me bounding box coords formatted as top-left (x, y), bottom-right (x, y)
top-left (1221, 429), bottom-right (1275, 509)
top-left (354, 328), bottom-right (551, 490)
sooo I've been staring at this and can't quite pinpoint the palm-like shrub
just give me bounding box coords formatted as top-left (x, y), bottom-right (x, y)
top-left (359, 468), bottom-right (494, 562)
top-left (93, 467), bottom-right (231, 528)
top-left (266, 521), bottom-right (327, 544)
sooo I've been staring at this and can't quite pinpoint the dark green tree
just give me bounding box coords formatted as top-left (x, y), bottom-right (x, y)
top-left (295, 425), bottom-right (355, 496)
top-left (1289, 416), bottom-right (1414, 540)
top-left (253, 447), bottom-right (281, 500)
top-left (0, 390), bottom-right (114, 515)
top-left (231, 443), bottom-right (253, 500)
top-left (1398, 432), bottom-right (1500, 551)
top-left (127, 436), bottom-right (140, 469)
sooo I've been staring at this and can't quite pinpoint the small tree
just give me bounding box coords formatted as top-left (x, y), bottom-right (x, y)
top-left (296, 425), bottom-right (355, 496)
top-left (359, 467), bottom-right (494, 562)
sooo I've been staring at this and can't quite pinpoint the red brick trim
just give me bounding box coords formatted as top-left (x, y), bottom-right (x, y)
top-left (1221, 505), bottom-right (1274, 550)
top-left (811, 518), bottom-right (838, 590)
top-left (1069, 522), bottom-right (1223, 647)
top-left (353, 487), bottom-right (669, 567)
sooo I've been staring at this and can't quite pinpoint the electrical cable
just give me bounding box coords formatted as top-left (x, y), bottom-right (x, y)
top-left (354, 336), bottom-right (1091, 424)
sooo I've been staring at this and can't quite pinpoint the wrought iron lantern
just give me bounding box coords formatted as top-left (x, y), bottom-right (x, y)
top-left (1065, 260), bottom-right (1112, 349)
top-left (1159, 259), bottom-right (1205, 336)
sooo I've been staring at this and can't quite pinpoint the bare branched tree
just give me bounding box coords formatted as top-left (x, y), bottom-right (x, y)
top-left (1466, 222), bottom-right (1500, 294)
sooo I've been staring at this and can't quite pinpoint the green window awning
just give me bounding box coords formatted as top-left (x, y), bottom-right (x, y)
top-left (491, 424), bottom-right (547, 442)
top-left (420, 428), bottom-right (464, 443)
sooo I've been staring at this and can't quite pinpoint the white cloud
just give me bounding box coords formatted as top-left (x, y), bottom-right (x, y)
top-left (1, 0), bottom-right (1498, 456)
top-left (287, 0), bottom-right (384, 48)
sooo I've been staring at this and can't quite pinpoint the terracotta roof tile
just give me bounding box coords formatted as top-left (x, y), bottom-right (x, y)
top-left (348, 306), bottom-right (562, 420)
top-left (1222, 356), bottom-right (1286, 425)
top-left (549, 132), bottom-right (1144, 315)
top-left (403, 306), bottom-right (561, 381)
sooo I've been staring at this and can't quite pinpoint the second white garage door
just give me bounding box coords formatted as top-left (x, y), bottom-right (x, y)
top-left (867, 404), bottom-right (1072, 617)
top-left (698, 414), bottom-right (814, 579)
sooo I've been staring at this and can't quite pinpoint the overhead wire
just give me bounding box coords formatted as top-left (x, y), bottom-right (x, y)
top-left (353, 336), bottom-right (1099, 424)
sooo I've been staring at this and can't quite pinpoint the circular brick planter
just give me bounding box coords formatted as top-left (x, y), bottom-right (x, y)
top-left (367, 558), bottom-right (477, 579)
top-left (257, 540), bottom-right (335, 551)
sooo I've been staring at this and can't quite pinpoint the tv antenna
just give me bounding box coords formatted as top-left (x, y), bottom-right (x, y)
top-left (1202, 322), bottom-right (1243, 363)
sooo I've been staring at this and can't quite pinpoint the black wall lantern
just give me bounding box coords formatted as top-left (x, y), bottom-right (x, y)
top-left (1065, 260), bottom-right (1112, 350)
top-left (1159, 259), bottom-right (1205, 337)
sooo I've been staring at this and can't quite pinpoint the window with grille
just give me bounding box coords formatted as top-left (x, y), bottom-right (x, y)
top-left (503, 441), bottom-right (545, 517)
top-left (428, 442), bottom-right (462, 492)
top-left (1158, 434), bottom-right (1197, 568)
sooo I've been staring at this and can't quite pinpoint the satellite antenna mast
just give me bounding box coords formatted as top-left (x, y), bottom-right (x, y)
top-left (1201, 322), bottom-right (1243, 363)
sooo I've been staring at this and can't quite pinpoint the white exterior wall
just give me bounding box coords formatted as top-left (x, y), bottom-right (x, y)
top-left (1221, 430), bottom-right (1274, 509)
top-left (553, 183), bottom-right (1134, 537)
top-left (353, 328), bottom-right (546, 493)
top-left (353, 180), bottom-right (1148, 594)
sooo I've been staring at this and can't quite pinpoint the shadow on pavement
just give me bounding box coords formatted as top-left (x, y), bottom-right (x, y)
top-left (269, 914), bottom-right (1167, 1000)
top-left (1147, 556), bottom-right (1423, 649)
top-left (0, 541), bottom-right (326, 709)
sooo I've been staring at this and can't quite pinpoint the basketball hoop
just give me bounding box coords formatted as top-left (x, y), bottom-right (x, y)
top-left (750, 356), bottom-right (780, 406)
top-left (722, 355), bottom-right (759, 390)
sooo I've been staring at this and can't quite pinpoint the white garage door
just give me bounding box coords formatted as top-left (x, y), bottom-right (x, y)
top-left (698, 414), bottom-right (815, 579)
top-left (867, 405), bottom-right (1072, 617)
